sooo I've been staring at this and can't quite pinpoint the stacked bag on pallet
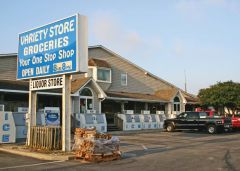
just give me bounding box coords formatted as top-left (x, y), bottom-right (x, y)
top-left (72, 127), bottom-right (121, 162)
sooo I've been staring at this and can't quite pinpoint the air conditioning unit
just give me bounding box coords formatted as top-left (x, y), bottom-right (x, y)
top-left (141, 110), bottom-right (150, 115)
top-left (156, 111), bottom-right (165, 115)
top-left (0, 105), bottom-right (4, 112)
top-left (86, 110), bottom-right (96, 114)
top-left (124, 110), bottom-right (134, 114)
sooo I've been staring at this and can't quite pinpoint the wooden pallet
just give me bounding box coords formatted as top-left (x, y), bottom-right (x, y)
top-left (75, 152), bottom-right (121, 162)
top-left (86, 153), bottom-right (121, 162)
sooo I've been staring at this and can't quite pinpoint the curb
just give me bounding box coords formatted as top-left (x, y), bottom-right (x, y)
top-left (0, 147), bottom-right (75, 161)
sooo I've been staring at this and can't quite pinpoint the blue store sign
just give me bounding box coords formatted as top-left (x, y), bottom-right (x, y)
top-left (17, 14), bottom-right (88, 80)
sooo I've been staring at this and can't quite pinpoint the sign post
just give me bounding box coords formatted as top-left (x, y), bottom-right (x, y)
top-left (18, 14), bottom-right (88, 152)
top-left (62, 75), bottom-right (71, 151)
top-left (27, 81), bottom-right (37, 146)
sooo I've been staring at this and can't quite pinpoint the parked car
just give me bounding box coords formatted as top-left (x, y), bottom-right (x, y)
top-left (232, 114), bottom-right (240, 130)
top-left (164, 112), bottom-right (232, 134)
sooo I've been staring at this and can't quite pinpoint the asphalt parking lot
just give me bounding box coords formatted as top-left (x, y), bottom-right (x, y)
top-left (1, 131), bottom-right (240, 171)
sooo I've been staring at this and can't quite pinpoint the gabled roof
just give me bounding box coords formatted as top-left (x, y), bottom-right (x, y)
top-left (88, 58), bottom-right (111, 68)
top-left (71, 77), bottom-right (91, 93)
top-left (89, 45), bottom-right (176, 89)
top-left (183, 95), bottom-right (199, 104)
top-left (155, 89), bottom-right (198, 103)
top-left (1, 45), bottom-right (198, 102)
top-left (89, 45), bottom-right (198, 101)
top-left (154, 89), bottom-right (178, 101)
top-left (71, 77), bottom-right (106, 98)
top-left (106, 91), bottom-right (167, 102)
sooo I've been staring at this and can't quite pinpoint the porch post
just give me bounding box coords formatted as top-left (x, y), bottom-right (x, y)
top-left (145, 103), bottom-right (148, 110)
top-left (27, 79), bottom-right (37, 146)
top-left (121, 102), bottom-right (125, 113)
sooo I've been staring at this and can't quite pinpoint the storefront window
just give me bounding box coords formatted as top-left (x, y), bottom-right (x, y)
top-left (80, 88), bottom-right (93, 113)
top-left (97, 68), bottom-right (111, 82)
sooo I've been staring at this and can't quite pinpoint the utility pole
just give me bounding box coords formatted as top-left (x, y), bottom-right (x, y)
top-left (184, 70), bottom-right (187, 92)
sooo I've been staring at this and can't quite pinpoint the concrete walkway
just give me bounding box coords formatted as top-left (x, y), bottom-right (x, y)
top-left (0, 144), bottom-right (75, 161)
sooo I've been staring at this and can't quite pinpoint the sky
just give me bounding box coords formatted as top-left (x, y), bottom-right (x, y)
top-left (1, 0), bottom-right (240, 94)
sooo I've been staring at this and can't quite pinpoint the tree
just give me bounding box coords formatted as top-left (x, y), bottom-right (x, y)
top-left (198, 81), bottom-right (240, 115)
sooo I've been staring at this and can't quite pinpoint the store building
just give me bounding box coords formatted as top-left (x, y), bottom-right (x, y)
top-left (0, 45), bottom-right (198, 126)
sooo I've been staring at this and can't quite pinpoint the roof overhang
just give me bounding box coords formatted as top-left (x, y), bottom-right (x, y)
top-left (105, 96), bottom-right (168, 103)
top-left (0, 89), bottom-right (78, 96)
top-left (0, 89), bottom-right (28, 94)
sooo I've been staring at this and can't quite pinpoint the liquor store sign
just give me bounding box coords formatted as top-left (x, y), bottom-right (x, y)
top-left (30, 76), bottom-right (64, 91)
top-left (17, 14), bottom-right (88, 80)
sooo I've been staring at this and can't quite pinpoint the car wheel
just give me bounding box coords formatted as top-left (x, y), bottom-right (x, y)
top-left (208, 125), bottom-right (216, 134)
top-left (166, 124), bottom-right (174, 132)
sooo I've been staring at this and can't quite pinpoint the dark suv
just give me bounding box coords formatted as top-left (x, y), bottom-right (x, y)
top-left (164, 112), bottom-right (232, 134)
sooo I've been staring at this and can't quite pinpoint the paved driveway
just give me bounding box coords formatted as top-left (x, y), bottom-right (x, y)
top-left (0, 131), bottom-right (240, 171)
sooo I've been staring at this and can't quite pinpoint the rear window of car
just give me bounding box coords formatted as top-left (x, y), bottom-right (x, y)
top-left (187, 112), bottom-right (199, 119)
top-left (199, 112), bottom-right (207, 118)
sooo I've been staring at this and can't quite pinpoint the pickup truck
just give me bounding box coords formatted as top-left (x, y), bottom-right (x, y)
top-left (164, 112), bottom-right (232, 134)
